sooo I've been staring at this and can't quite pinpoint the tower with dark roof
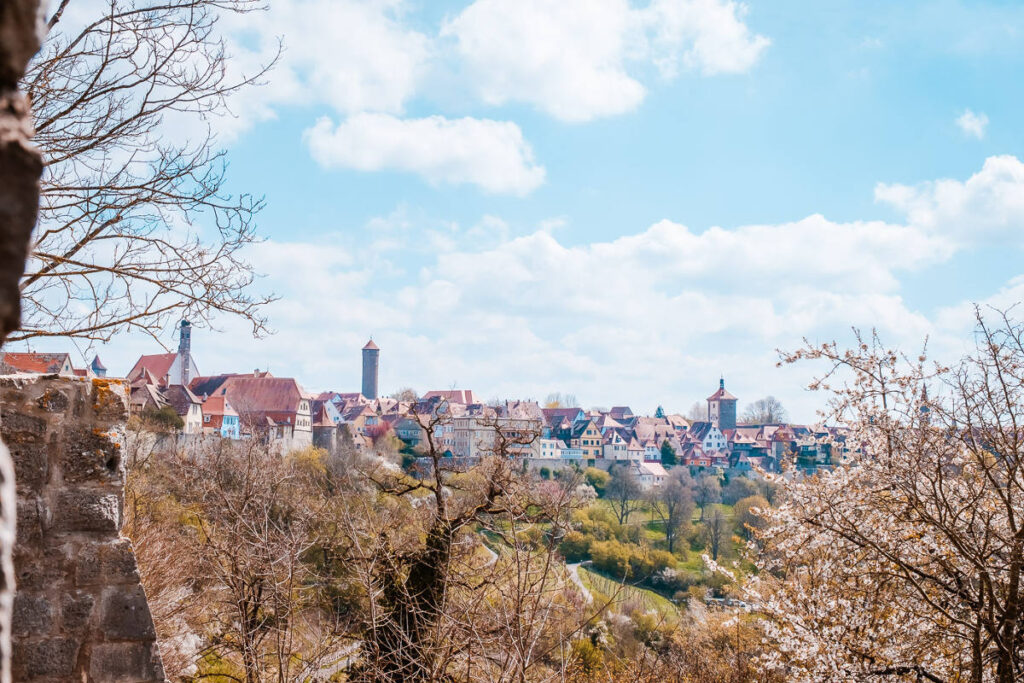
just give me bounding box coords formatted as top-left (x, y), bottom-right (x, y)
top-left (178, 319), bottom-right (192, 386)
top-left (706, 377), bottom-right (738, 430)
top-left (361, 339), bottom-right (379, 400)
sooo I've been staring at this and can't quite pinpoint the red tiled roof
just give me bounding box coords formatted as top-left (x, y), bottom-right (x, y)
top-left (128, 353), bottom-right (177, 383)
top-left (218, 376), bottom-right (308, 414)
top-left (707, 387), bottom-right (737, 401)
top-left (363, 339), bottom-right (379, 350)
top-left (2, 352), bottom-right (71, 374)
top-left (201, 394), bottom-right (237, 417)
top-left (707, 379), bottom-right (738, 401)
top-left (423, 389), bottom-right (476, 404)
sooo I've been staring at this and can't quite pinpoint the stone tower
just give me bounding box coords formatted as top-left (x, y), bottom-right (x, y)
top-left (362, 339), bottom-right (379, 400)
top-left (178, 319), bottom-right (192, 386)
top-left (706, 377), bottom-right (738, 430)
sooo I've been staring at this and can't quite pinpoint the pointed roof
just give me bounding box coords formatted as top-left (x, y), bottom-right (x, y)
top-left (363, 339), bottom-right (379, 351)
top-left (128, 353), bottom-right (177, 384)
top-left (707, 377), bottom-right (737, 402)
top-left (90, 355), bottom-right (107, 371)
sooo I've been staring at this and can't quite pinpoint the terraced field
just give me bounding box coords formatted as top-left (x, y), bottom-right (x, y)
top-left (577, 565), bottom-right (679, 618)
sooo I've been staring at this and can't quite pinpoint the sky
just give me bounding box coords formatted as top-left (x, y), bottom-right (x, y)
top-left (26, 0), bottom-right (1024, 421)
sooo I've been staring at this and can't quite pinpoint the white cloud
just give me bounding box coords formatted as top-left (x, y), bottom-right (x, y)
top-left (303, 113), bottom-right (546, 195)
top-left (214, 0), bottom-right (431, 140)
top-left (956, 109), bottom-right (989, 139)
top-left (192, 209), bottom-right (951, 419)
top-left (875, 155), bottom-right (1024, 246)
top-left (56, 157), bottom-right (1024, 422)
top-left (442, 0), bottom-right (768, 122)
top-left (643, 0), bottom-right (771, 77)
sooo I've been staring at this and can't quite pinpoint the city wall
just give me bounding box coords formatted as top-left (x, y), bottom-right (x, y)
top-left (4, 375), bottom-right (164, 681)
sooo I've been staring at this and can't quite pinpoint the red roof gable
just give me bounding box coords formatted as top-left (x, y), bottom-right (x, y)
top-left (201, 394), bottom-right (238, 417)
top-left (128, 353), bottom-right (177, 384)
top-left (423, 389), bottom-right (476, 404)
top-left (2, 352), bottom-right (72, 374)
top-left (217, 376), bottom-right (309, 414)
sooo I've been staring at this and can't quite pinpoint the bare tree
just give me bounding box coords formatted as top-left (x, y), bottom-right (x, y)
top-left (700, 507), bottom-right (728, 562)
top-left (16, 0), bottom-right (278, 343)
top-left (648, 467), bottom-right (694, 553)
top-left (390, 387), bottom-right (418, 401)
top-left (694, 472), bottom-right (721, 521)
top-left (606, 463), bottom-right (643, 525)
top-left (748, 308), bottom-right (1024, 682)
top-left (544, 392), bottom-right (579, 409)
top-left (740, 396), bottom-right (788, 424)
top-left (345, 408), bottom-right (594, 681)
top-left (732, 494), bottom-right (768, 540)
top-left (126, 401), bottom-right (604, 682)
top-left (126, 438), bottom-right (350, 682)
top-left (685, 401), bottom-right (706, 422)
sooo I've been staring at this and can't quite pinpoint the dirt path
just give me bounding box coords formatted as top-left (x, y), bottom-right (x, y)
top-left (566, 562), bottom-right (593, 604)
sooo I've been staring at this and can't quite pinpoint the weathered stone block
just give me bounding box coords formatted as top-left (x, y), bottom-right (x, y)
top-left (102, 538), bottom-right (140, 583)
top-left (1, 410), bottom-right (46, 436)
top-left (61, 426), bottom-right (122, 485)
top-left (11, 637), bottom-right (78, 680)
top-left (54, 489), bottom-right (119, 532)
top-left (61, 590), bottom-right (94, 632)
top-left (14, 545), bottom-right (70, 592)
top-left (89, 641), bottom-right (164, 682)
top-left (3, 411), bottom-right (48, 493)
top-left (74, 544), bottom-right (101, 586)
top-left (100, 584), bottom-right (156, 640)
top-left (6, 439), bottom-right (46, 494)
top-left (14, 495), bottom-right (43, 544)
top-left (11, 592), bottom-right (53, 636)
top-left (36, 386), bottom-right (69, 413)
top-left (92, 380), bottom-right (128, 422)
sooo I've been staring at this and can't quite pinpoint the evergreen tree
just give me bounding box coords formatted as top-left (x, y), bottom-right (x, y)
top-left (660, 439), bottom-right (677, 466)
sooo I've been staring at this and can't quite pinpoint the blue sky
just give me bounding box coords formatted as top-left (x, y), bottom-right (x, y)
top-left (34, 0), bottom-right (1024, 421)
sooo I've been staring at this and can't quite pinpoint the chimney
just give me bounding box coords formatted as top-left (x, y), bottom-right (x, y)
top-left (178, 319), bottom-right (192, 386)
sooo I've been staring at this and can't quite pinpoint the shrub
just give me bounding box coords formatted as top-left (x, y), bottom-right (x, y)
top-left (559, 531), bottom-right (591, 563)
top-left (142, 405), bottom-right (183, 431)
top-left (590, 540), bottom-right (633, 579)
top-left (539, 466), bottom-right (551, 480)
top-left (589, 539), bottom-right (676, 581)
top-left (573, 506), bottom-right (619, 542)
top-left (571, 638), bottom-right (604, 674)
top-left (400, 452), bottom-right (418, 472)
top-left (584, 467), bottom-right (610, 496)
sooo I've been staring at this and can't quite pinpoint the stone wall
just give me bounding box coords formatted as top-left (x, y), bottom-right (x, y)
top-left (0, 2), bottom-right (47, 681)
top-left (4, 375), bottom-right (164, 682)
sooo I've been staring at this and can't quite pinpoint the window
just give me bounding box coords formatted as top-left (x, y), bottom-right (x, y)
top-left (204, 415), bottom-right (210, 423)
